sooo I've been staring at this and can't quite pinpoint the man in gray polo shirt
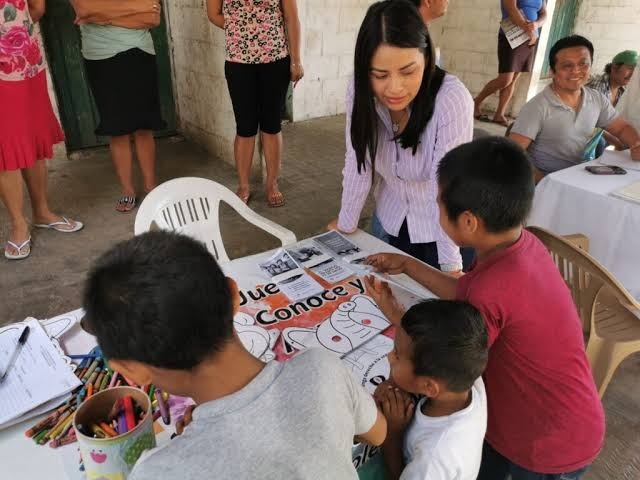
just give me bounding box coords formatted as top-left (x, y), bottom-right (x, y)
top-left (509, 35), bottom-right (640, 180)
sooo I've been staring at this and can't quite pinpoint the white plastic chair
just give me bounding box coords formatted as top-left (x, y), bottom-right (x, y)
top-left (134, 177), bottom-right (297, 263)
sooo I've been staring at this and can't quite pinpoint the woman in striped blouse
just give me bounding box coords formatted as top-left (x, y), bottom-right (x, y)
top-left (329, 0), bottom-right (474, 273)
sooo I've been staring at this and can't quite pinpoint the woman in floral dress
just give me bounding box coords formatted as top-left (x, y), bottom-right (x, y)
top-left (206, 0), bottom-right (303, 207)
top-left (0, 0), bottom-right (83, 260)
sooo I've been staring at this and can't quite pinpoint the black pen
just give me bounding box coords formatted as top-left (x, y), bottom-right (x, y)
top-left (0, 326), bottom-right (31, 384)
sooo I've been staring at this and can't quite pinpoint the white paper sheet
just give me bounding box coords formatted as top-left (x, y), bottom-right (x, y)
top-left (259, 249), bottom-right (325, 302)
top-left (0, 319), bottom-right (81, 428)
top-left (286, 242), bottom-right (353, 283)
top-left (313, 230), bottom-right (369, 264)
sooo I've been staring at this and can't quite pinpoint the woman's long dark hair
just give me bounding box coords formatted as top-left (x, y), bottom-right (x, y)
top-left (351, 0), bottom-right (445, 175)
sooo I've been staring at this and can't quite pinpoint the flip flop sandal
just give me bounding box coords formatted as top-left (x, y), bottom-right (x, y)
top-left (116, 196), bottom-right (137, 213)
top-left (491, 119), bottom-right (513, 128)
top-left (267, 191), bottom-right (285, 208)
top-left (475, 114), bottom-right (492, 122)
top-left (5, 237), bottom-right (32, 260)
top-left (33, 216), bottom-right (84, 233)
top-left (237, 191), bottom-right (251, 205)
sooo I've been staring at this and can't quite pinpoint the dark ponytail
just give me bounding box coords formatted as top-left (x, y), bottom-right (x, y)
top-left (351, 0), bottom-right (444, 175)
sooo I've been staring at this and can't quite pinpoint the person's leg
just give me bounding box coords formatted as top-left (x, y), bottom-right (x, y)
top-left (109, 134), bottom-right (136, 211)
top-left (20, 159), bottom-right (69, 226)
top-left (133, 130), bottom-right (157, 194)
top-left (225, 61), bottom-right (259, 202)
top-left (257, 57), bottom-right (291, 207)
top-left (493, 72), bottom-right (521, 124)
top-left (260, 131), bottom-right (283, 206)
top-left (235, 135), bottom-right (257, 201)
top-left (476, 441), bottom-right (511, 480)
top-left (0, 169), bottom-right (30, 255)
top-left (474, 72), bottom-right (514, 117)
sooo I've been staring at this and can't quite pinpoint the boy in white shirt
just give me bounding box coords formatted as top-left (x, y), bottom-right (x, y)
top-left (373, 298), bottom-right (488, 480)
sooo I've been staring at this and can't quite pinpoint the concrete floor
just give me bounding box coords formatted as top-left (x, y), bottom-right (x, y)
top-left (0, 116), bottom-right (637, 478)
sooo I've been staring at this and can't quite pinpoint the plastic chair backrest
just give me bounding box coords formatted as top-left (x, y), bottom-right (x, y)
top-left (527, 226), bottom-right (639, 334)
top-left (134, 177), bottom-right (297, 263)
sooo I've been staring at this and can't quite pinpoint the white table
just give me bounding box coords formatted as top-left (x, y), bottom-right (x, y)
top-left (0, 229), bottom-right (433, 480)
top-left (529, 150), bottom-right (640, 299)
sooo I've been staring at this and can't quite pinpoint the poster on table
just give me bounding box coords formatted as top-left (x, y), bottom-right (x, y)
top-left (235, 265), bottom-right (421, 394)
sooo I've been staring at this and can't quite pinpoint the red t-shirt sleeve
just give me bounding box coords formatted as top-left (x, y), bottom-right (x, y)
top-left (458, 280), bottom-right (504, 348)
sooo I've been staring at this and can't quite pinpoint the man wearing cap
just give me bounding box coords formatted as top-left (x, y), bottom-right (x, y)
top-left (587, 50), bottom-right (638, 153)
top-left (509, 36), bottom-right (640, 180)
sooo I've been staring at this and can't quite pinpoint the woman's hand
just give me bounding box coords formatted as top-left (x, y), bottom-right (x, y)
top-left (364, 253), bottom-right (408, 275)
top-left (290, 62), bottom-right (304, 87)
top-left (326, 218), bottom-right (356, 234)
top-left (364, 276), bottom-right (405, 326)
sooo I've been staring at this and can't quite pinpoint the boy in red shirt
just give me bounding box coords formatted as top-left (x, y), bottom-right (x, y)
top-left (365, 136), bottom-right (604, 479)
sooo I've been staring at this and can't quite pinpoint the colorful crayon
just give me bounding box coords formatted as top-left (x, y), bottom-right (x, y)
top-left (155, 389), bottom-right (171, 425)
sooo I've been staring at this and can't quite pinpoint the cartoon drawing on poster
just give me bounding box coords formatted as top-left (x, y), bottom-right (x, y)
top-left (282, 295), bottom-right (390, 357)
top-left (234, 312), bottom-right (280, 362)
top-left (40, 309), bottom-right (84, 339)
top-left (342, 334), bottom-right (394, 394)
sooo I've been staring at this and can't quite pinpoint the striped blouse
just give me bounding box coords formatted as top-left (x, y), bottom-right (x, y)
top-left (337, 74), bottom-right (474, 267)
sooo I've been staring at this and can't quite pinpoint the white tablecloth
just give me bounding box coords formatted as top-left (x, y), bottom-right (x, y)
top-left (0, 229), bottom-right (433, 480)
top-left (528, 150), bottom-right (640, 299)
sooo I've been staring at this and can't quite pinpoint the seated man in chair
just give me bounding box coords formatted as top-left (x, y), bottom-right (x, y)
top-left (509, 35), bottom-right (640, 182)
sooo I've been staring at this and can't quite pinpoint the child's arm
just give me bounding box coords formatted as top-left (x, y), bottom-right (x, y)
top-left (354, 409), bottom-right (387, 446)
top-left (366, 253), bottom-right (459, 300)
top-left (374, 386), bottom-right (415, 480)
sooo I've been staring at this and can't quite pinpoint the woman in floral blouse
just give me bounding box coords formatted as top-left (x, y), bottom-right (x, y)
top-left (207, 0), bottom-right (303, 207)
top-left (0, 0), bottom-right (83, 260)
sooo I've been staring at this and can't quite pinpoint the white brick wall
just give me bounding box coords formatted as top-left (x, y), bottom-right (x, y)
top-left (573, 1), bottom-right (640, 75)
top-left (165, 0), bottom-right (240, 165)
top-left (165, 0), bottom-right (375, 163)
top-left (293, 0), bottom-right (377, 121)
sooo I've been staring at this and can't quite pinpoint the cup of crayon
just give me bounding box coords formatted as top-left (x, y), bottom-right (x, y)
top-left (73, 386), bottom-right (156, 480)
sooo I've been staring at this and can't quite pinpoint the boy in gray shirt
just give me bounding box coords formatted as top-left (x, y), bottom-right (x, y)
top-left (81, 231), bottom-right (386, 480)
top-left (509, 35), bottom-right (640, 179)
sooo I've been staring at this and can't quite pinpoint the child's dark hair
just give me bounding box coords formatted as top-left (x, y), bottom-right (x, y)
top-left (402, 299), bottom-right (488, 392)
top-left (437, 136), bottom-right (534, 233)
top-left (82, 231), bottom-right (234, 370)
top-left (549, 35), bottom-right (594, 72)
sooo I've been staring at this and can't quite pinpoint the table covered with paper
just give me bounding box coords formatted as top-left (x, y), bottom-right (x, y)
top-left (0, 229), bottom-right (435, 479)
top-left (528, 150), bottom-right (640, 299)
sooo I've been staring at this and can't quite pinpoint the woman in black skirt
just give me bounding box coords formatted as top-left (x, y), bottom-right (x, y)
top-left (72, 2), bottom-right (166, 212)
